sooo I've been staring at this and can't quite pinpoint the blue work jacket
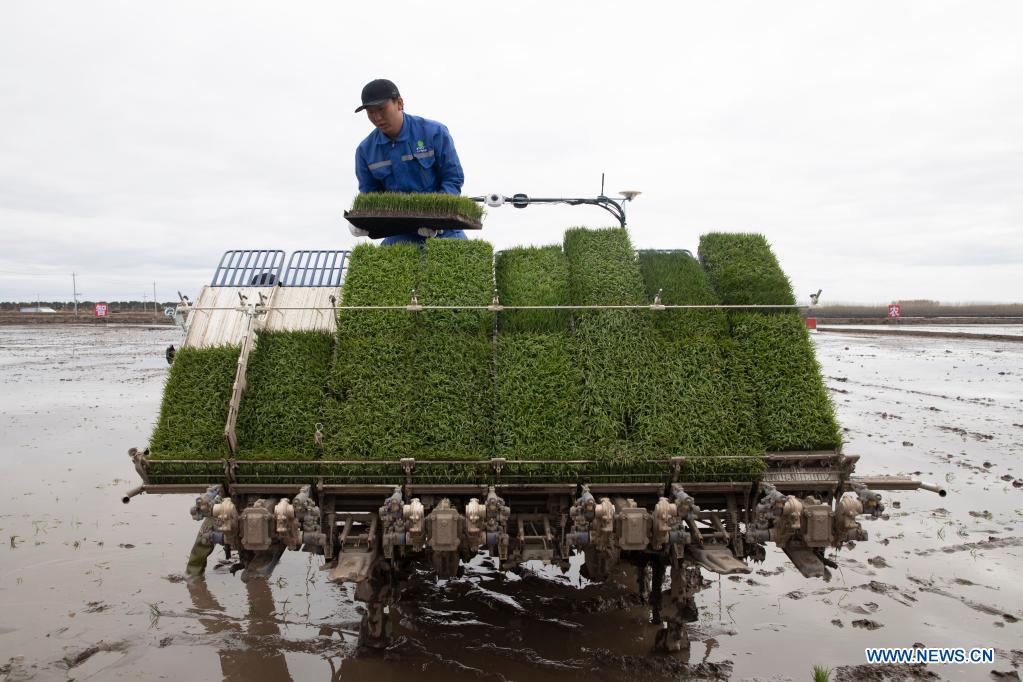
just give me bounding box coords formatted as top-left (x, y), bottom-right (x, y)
top-left (355, 113), bottom-right (467, 245)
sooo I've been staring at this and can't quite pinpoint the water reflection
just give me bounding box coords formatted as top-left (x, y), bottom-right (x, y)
top-left (186, 578), bottom-right (293, 681)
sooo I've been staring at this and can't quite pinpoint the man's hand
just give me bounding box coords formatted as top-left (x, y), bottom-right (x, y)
top-left (347, 221), bottom-right (370, 238)
top-left (417, 227), bottom-right (439, 238)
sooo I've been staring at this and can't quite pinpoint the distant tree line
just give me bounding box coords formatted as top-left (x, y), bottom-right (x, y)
top-left (0, 300), bottom-right (177, 312)
top-left (815, 301), bottom-right (1023, 318)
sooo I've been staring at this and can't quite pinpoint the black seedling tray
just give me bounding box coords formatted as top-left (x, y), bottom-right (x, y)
top-left (344, 211), bottom-right (483, 239)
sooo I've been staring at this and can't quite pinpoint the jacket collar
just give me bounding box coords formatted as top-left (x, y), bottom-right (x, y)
top-left (375, 113), bottom-right (410, 144)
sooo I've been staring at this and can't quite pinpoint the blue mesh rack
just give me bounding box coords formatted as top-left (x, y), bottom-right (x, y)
top-left (210, 250), bottom-right (286, 287)
top-left (281, 250), bottom-right (350, 287)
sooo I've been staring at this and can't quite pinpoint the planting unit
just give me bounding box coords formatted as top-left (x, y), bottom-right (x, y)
top-left (127, 231), bottom-right (944, 653)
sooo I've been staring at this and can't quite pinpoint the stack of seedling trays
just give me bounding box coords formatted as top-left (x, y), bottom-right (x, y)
top-left (493, 245), bottom-right (586, 480)
top-left (146, 222), bottom-right (839, 486)
top-left (147, 345), bottom-right (240, 484)
top-left (635, 246), bottom-right (766, 481)
top-left (343, 192), bottom-right (485, 239)
top-left (230, 329), bottom-right (337, 484)
top-left (698, 233), bottom-right (840, 452)
top-left (319, 238), bottom-right (495, 484)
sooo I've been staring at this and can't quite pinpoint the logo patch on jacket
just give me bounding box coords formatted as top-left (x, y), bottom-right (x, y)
top-left (416, 140), bottom-right (427, 152)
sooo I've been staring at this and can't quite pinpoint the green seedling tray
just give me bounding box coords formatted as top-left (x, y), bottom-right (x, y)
top-left (344, 211), bottom-right (483, 239)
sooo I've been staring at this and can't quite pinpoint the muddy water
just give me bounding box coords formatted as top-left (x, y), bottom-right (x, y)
top-left (1, 325), bottom-right (1021, 681)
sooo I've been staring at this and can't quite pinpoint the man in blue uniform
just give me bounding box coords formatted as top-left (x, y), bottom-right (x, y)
top-left (351, 79), bottom-right (467, 245)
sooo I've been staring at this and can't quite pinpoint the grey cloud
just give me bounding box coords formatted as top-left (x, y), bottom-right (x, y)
top-left (2, 1), bottom-right (1022, 303)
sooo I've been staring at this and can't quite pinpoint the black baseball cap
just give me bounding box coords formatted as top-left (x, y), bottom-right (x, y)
top-left (355, 79), bottom-right (400, 112)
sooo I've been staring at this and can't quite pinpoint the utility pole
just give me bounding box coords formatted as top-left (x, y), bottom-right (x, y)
top-left (72, 272), bottom-right (81, 317)
top-left (153, 281), bottom-right (157, 317)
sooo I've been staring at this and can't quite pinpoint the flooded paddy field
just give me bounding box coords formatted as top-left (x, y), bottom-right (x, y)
top-left (1, 324), bottom-right (1021, 681)
top-left (820, 323), bottom-right (1023, 337)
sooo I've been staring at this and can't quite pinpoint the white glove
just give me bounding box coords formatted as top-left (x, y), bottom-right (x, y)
top-left (347, 221), bottom-right (369, 238)
top-left (417, 227), bottom-right (439, 238)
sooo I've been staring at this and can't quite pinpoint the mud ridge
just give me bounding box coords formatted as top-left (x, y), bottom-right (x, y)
top-left (907, 575), bottom-right (1022, 623)
top-left (915, 536), bottom-right (1023, 556)
top-left (832, 662), bottom-right (940, 681)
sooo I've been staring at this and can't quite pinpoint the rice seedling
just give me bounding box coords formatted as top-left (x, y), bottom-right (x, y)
top-left (639, 337), bottom-right (764, 472)
top-left (146, 228), bottom-right (835, 485)
top-left (321, 239), bottom-right (494, 470)
top-left (349, 192), bottom-right (484, 224)
top-left (495, 245), bottom-right (571, 333)
top-left (635, 248), bottom-right (763, 477)
top-left (728, 313), bottom-right (841, 450)
top-left (413, 238), bottom-right (494, 460)
top-left (334, 241), bottom-right (421, 337)
top-left (698, 233), bottom-right (840, 451)
top-left (494, 246), bottom-right (586, 461)
top-left (698, 232), bottom-right (795, 306)
top-left (812, 664), bottom-right (832, 682)
top-left (320, 243), bottom-right (421, 460)
top-left (564, 227), bottom-right (649, 306)
top-left (418, 236), bottom-right (493, 335)
top-left (149, 345), bottom-right (240, 459)
top-left (637, 249), bottom-right (728, 338)
top-left (564, 227), bottom-right (654, 457)
top-left (234, 330), bottom-right (335, 460)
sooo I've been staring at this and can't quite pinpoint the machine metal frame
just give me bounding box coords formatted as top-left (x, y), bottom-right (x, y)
top-left (130, 246), bottom-right (947, 652)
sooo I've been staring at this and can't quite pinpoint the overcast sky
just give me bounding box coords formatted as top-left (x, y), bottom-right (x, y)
top-left (1, 1), bottom-right (1021, 304)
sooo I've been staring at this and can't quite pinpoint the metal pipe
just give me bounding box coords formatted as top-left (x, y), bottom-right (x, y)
top-left (848, 477), bottom-right (949, 496)
top-left (918, 482), bottom-right (948, 497)
top-left (122, 485), bottom-right (145, 504)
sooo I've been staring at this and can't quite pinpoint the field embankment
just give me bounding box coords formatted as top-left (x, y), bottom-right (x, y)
top-left (0, 310), bottom-right (173, 325)
top-left (813, 301), bottom-right (1023, 325)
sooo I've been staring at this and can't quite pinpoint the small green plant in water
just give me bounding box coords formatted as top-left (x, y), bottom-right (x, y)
top-left (148, 601), bottom-right (163, 629)
top-left (812, 664), bottom-right (831, 682)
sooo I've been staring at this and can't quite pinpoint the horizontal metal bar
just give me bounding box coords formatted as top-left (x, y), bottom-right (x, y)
top-left (131, 479), bottom-right (868, 497)
top-left (673, 482), bottom-right (753, 493)
top-left (229, 484), bottom-right (308, 494)
top-left (184, 303), bottom-right (805, 312)
top-left (406, 484), bottom-right (489, 495)
top-left (495, 484), bottom-right (578, 494)
top-left (763, 451), bottom-right (840, 461)
top-left (320, 485), bottom-right (402, 494)
top-left (769, 480), bottom-right (840, 491)
top-left (587, 483), bottom-right (666, 493)
top-left (128, 484), bottom-right (214, 494)
top-left (146, 456), bottom-right (777, 466)
top-left (333, 512), bottom-right (375, 522)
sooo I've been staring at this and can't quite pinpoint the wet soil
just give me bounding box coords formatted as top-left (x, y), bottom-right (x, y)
top-left (1, 325), bottom-right (1021, 681)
